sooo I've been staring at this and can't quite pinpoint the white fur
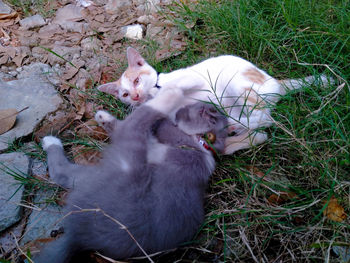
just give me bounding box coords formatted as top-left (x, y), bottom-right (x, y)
top-left (145, 87), bottom-right (183, 115)
top-left (224, 131), bottom-right (268, 154)
top-left (99, 48), bottom-right (333, 154)
top-left (119, 158), bottom-right (130, 172)
top-left (95, 110), bottom-right (114, 125)
top-left (42, 136), bottom-right (63, 151)
top-left (147, 137), bottom-right (169, 164)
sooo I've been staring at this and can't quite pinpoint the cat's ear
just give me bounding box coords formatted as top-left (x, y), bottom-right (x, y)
top-left (127, 47), bottom-right (145, 68)
top-left (97, 82), bottom-right (120, 98)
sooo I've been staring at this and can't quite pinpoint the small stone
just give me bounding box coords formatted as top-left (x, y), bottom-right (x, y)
top-left (121, 24), bottom-right (143, 40)
top-left (8, 71), bottom-right (17, 77)
top-left (0, 152), bottom-right (28, 232)
top-left (47, 45), bottom-right (81, 65)
top-left (58, 21), bottom-right (88, 33)
top-left (80, 37), bottom-right (102, 51)
top-left (146, 24), bottom-right (164, 38)
top-left (19, 14), bottom-right (46, 30)
top-left (105, 0), bottom-right (132, 14)
top-left (137, 15), bottom-right (154, 24)
top-left (54, 4), bottom-right (84, 23)
top-left (0, 0), bottom-right (12, 14)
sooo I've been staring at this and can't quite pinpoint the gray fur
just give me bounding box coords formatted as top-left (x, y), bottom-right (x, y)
top-left (35, 102), bottom-right (227, 262)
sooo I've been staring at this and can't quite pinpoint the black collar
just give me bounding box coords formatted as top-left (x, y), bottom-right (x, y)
top-left (155, 72), bottom-right (161, 89)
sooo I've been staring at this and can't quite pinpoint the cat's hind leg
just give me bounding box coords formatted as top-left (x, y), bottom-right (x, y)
top-left (223, 131), bottom-right (267, 154)
top-left (42, 136), bottom-right (82, 189)
top-left (34, 234), bottom-right (76, 263)
top-left (227, 109), bottom-right (273, 134)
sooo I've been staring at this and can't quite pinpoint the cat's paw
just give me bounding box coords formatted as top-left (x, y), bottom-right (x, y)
top-left (95, 110), bottom-right (114, 126)
top-left (146, 88), bottom-right (183, 114)
top-left (227, 123), bottom-right (246, 135)
top-left (95, 110), bottom-right (116, 134)
top-left (42, 136), bottom-right (63, 151)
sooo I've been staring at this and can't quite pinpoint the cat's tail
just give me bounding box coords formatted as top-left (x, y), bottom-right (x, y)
top-left (278, 74), bottom-right (334, 95)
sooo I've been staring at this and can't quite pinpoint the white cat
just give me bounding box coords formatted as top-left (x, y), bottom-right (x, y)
top-left (97, 47), bottom-right (332, 154)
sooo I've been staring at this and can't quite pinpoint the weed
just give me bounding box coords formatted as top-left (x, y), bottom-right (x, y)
top-left (157, 0), bottom-right (350, 261)
top-left (4, 0), bottom-right (55, 18)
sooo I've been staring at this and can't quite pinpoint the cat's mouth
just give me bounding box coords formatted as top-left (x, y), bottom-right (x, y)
top-left (196, 132), bottom-right (217, 157)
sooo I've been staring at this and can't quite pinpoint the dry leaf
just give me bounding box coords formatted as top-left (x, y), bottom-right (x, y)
top-left (100, 66), bottom-right (117, 84)
top-left (323, 196), bottom-right (347, 222)
top-left (268, 191), bottom-right (297, 205)
top-left (0, 12), bottom-right (18, 21)
top-left (0, 108), bottom-right (17, 135)
top-left (34, 111), bottom-right (76, 141)
top-left (246, 165), bottom-right (265, 178)
top-left (84, 101), bottom-right (103, 119)
top-left (71, 145), bottom-right (102, 165)
top-left (75, 119), bottom-right (108, 141)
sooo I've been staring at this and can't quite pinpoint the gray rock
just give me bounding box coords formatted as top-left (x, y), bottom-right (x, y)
top-left (0, 152), bottom-right (28, 232)
top-left (0, 64), bottom-right (62, 151)
top-left (16, 62), bottom-right (61, 89)
top-left (80, 37), bottom-right (102, 52)
top-left (146, 24), bottom-right (164, 39)
top-left (0, 0), bottom-right (12, 14)
top-left (47, 44), bottom-right (81, 65)
top-left (19, 14), bottom-right (46, 30)
top-left (0, 72), bottom-right (12, 81)
top-left (105, 0), bottom-right (132, 14)
top-left (137, 14), bottom-right (154, 24)
top-left (53, 4), bottom-right (84, 23)
top-left (20, 189), bottom-right (64, 245)
top-left (58, 21), bottom-right (89, 34)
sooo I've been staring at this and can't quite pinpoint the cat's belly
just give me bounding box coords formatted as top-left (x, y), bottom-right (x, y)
top-left (147, 137), bottom-right (169, 164)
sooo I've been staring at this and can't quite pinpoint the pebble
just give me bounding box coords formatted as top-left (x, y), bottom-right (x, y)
top-left (121, 24), bottom-right (144, 40)
top-left (19, 14), bottom-right (46, 30)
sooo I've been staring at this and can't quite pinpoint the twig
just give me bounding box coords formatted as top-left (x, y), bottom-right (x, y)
top-left (11, 232), bottom-right (34, 263)
top-left (0, 106), bottom-right (29, 121)
top-left (293, 49), bottom-right (348, 86)
top-left (239, 227), bottom-right (260, 263)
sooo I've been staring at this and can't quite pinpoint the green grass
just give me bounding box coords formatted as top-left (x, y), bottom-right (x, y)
top-left (4, 0), bottom-right (55, 18)
top-left (147, 0), bottom-right (349, 262)
top-left (3, 0), bottom-right (348, 262)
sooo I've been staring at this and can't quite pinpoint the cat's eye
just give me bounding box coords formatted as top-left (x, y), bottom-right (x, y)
top-left (205, 132), bottom-right (216, 143)
top-left (209, 108), bottom-right (217, 113)
top-left (122, 92), bottom-right (129, 97)
top-left (209, 117), bottom-right (217, 125)
top-left (134, 77), bottom-right (140, 85)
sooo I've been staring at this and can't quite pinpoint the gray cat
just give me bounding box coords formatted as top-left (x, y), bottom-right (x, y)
top-left (35, 88), bottom-right (228, 262)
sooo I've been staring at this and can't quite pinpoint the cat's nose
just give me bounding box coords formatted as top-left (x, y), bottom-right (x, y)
top-left (132, 94), bottom-right (140, 101)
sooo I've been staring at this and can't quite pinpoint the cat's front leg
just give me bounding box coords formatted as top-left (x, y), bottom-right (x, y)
top-left (145, 87), bottom-right (183, 114)
top-left (227, 109), bottom-right (274, 134)
top-left (42, 136), bottom-right (80, 189)
top-left (95, 110), bottom-right (117, 135)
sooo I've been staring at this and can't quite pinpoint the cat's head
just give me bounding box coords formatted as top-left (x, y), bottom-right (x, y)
top-left (97, 47), bottom-right (158, 106)
top-left (175, 103), bottom-right (228, 154)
